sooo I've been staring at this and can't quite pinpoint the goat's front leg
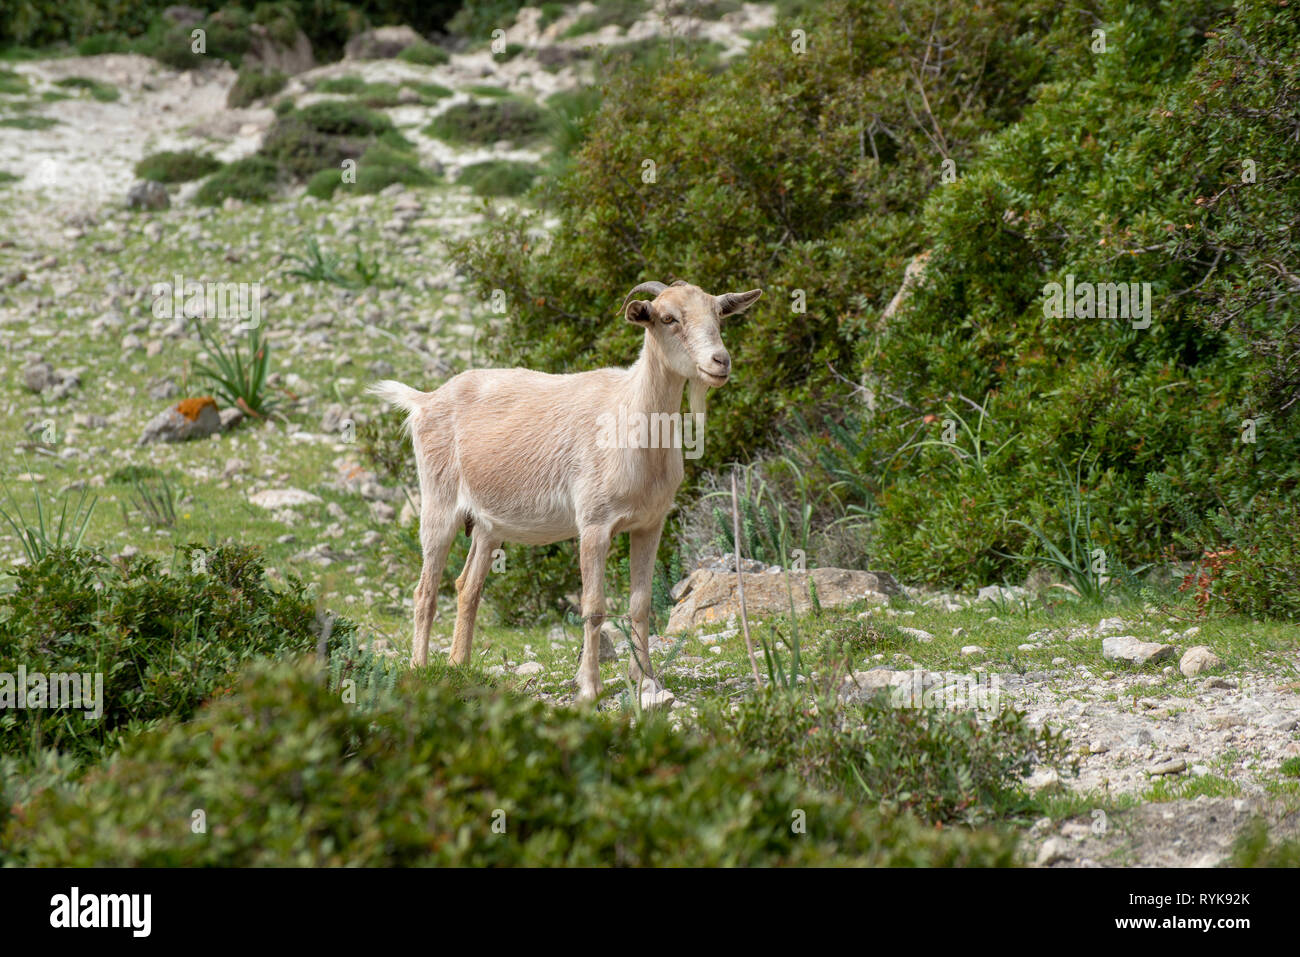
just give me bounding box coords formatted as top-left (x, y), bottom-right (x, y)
top-left (627, 523), bottom-right (664, 686)
top-left (449, 531), bottom-right (497, 665)
top-left (575, 525), bottom-right (613, 702)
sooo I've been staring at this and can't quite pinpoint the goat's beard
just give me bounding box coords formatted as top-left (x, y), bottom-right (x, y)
top-left (688, 379), bottom-right (710, 420)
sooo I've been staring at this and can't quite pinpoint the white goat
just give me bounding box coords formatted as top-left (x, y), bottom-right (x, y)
top-left (370, 280), bottom-right (762, 701)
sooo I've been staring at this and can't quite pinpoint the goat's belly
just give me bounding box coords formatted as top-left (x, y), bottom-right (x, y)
top-left (461, 489), bottom-right (577, 545)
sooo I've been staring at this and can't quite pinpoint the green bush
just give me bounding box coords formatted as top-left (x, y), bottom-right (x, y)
top-left (134, 149), bottom-right (223, 183)
top-left (424, 97), bottom-right (548, 144)
top-left (295, 98), bottom-right (396, 136)
top-left (258, 100), bottom-right (408, 183)
top-left (450, 0), bottom-right (1298, 596)
top-left (3, 659), bottom-right (1017, 865)
top-left (0, 545), bottom-right (348, 766)
top-left (314, 74), bottom-right (366, 94)
top-left (74, 31), bottom-right (132, 55)
top-left (227, 67), bottom-right (287, 108)
top-left (397, 40), bottom-right (449, 65)
top-left (194, 154), bottom-right (280, 204)
top-left (714, 689), bottom-right (1072, 826)
top-left (457, 160), bottom-right (538, 197)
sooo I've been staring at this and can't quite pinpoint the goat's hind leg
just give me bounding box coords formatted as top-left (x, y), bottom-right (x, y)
top-left (412, 503), bottom-right (458, 668)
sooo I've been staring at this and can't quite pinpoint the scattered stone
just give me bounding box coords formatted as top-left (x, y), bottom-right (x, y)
top-left (344, 25), bottom-right (423, 59)
top-left (249, 488), bottom-right (323, 509)
top-left (1036, 837), bottom-right (1073, 866)
top-left (1179, 645), bottom-right (1221, 677)
top-left (665, 567), bottom-right (897, 633)
top-left (1095, 617), bottom-right (1127, 636)
top-left (515, 661), bottom-right (543, 676)
top-left (898, 626), bottom-right (934, 643)
top-left (960, 645), bottom-right (984, 657)
top-left (1148, 758), bottom-right (1187, 776)
top-left (138, 397), bottom-right (222, 444)
top-left (127, 181), bottom-right (169, 211)
top-left (638, 680), bottom-right (676, 710)
top-left (576, 622), bottom-right (619, 665)
top-left (219, 407), bottom-right (244, 431)
top-left (1102, 636), bottom-right (1176, 666)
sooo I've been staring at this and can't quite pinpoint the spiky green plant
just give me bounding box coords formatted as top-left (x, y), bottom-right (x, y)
top-left (192, 319), bottom-right (279, 419)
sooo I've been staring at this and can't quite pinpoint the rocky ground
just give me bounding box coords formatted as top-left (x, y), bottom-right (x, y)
top-left (1, 2), bottom-right (1297, 868)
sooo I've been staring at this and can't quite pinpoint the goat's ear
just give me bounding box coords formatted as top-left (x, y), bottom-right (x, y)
top-left (625, 298), bottom-right (657, 327)
top-left (716, 288), bottom-right (763, 317)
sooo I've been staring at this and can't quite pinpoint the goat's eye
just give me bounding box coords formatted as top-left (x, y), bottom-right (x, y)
top-left (661, 315), bottom-right (678, 325)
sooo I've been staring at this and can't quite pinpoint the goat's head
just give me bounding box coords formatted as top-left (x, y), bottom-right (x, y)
top-left (619, 280), bottom-right (762, 389)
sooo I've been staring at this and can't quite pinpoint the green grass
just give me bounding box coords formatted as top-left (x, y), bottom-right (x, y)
top-left (0, 69), bottom-right (27, 95)
top-left (424, 98), bottom-right (548, 144)
top-left (227, 68), bottom-right (288, 108)
top-left (134, 150), bottom-right (223, 184)
top-left (0, 171), bottom-right (17, 186)
top-left (457, 160), bottom-right (539, 197)
top-left (53, 75), bottom-right (120, 102)
top-left (194, 155), bottom-right (280, 205)
top-left (0, 115), bottom-right (57, 129)
top-left (397, 41), bottom-right (449, 66)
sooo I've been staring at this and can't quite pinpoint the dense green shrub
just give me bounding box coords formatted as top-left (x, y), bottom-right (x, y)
top-left (457, 159), bottom-right (538, 197)
top-left (308, 142), bottom-right (437, 198)
top-left (0, 545), bottom-right (348, 765)
top-left (195, 154), bottom-right (281, 204)
top-left (134, 149), bottom-right (223, 183)
top-left (450, 0), bottom-right (1297, 598)
top-left (714, 689), bottom-right (1072, 826)
top-left (227, 67), bottom-right (287, 108)
top-left (4, 660), bottom-right (1017, 865)
top-left (397, 40), bottom-right (449, 65)
top-left (425, 97), bottom-right (549, 144)
top-left (259, 101), bottom-right (408, 182)
top-left (0, 2), bottom-right (461, 63)
top-left (448, 0), bottom-right (1064, 474)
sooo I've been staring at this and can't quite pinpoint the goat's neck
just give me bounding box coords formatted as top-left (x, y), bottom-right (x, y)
top-left (624, 332), bottom-right (688, 414)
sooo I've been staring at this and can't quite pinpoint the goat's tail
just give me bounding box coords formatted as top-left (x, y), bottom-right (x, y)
top-left (368, 380), bottom-right (426, 432)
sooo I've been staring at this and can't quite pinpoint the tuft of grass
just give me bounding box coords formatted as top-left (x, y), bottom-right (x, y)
top-left (0, 171), bottom-right (17, 186)
top-left (0, 479), bottom-right (97, 565)
top-left (397, 41), bottom-right (449, 66)
top-left (0, 69), bottom-right (27, 95)
top-left (194, 155), bottom-right (280, 205)
top-left (424, 97), bottom-right (548, 144)
top-left (0, 115), bottom-right (58, 130)
top-left (457, 160), bottom-right (538, 197)
top-left (53, 75), bottom-right (120, 102)
top-left (134, 150), bottom-right (223, 184)
top-left (227, 68), bottom-right (287, 108)
top-left (314, 75), bottom-right (367, 95)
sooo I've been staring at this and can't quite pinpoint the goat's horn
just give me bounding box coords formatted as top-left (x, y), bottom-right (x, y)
top-left (618, 280), bottom-right (666, 315)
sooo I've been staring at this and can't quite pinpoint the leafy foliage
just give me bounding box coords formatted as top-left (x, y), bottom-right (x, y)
top-left (0, 545), bottom-right (347, 765)
top-left (4, 659), bottom-right (1018, 865)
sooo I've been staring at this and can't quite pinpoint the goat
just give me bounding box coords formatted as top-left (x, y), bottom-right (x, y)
top-left (369, 280), bottom-right (762, 702)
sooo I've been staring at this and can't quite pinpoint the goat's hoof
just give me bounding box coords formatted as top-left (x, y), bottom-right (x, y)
top-left (574, 676), bottom-right (603, 703)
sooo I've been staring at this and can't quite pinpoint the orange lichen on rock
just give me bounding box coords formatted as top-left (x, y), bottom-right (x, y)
top-left (175, 397), bottom-right (218, 421)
